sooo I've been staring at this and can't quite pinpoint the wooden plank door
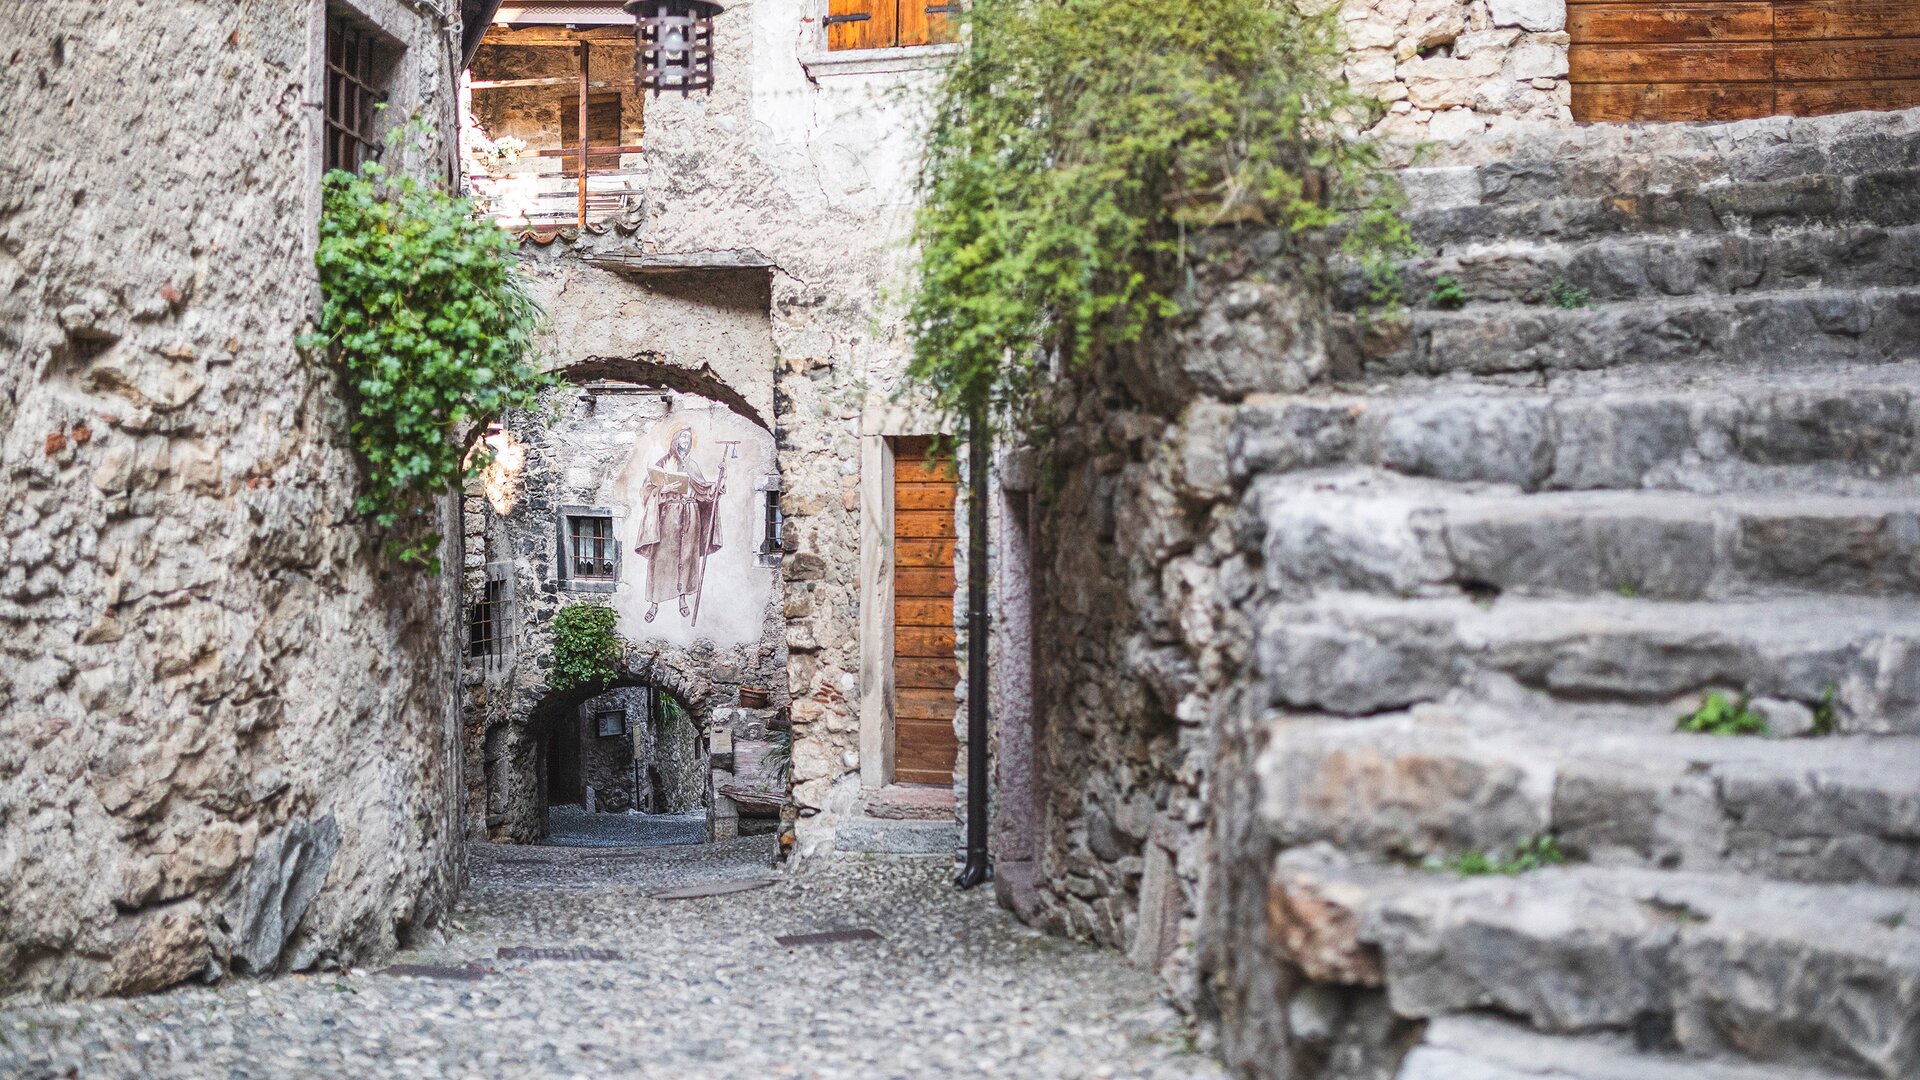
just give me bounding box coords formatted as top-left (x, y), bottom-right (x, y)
top-left (891, 437), bottom-right (958, 787)
top-left (1570, 0), bottom-right (1920, 122)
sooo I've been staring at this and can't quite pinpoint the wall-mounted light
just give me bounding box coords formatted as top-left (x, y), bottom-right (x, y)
top-left (624, 0), bottom-right (724, 97)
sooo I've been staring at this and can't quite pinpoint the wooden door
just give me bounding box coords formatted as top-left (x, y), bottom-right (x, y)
top-left (1570, 1), bottom-right (1920, 122)
top-left (891, 437), bottom-right (959, 786)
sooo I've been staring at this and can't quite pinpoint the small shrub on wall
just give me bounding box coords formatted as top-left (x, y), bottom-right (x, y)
top-left (906, 0), bottom-right (1412, 422)
top-left (550, 601), bottom-right (623, 692)
top-left (305, 119), bottom-right (551, 572)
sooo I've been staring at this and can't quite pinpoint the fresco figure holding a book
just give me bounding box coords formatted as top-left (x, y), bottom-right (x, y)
top-left (633, 425), bottom-right (728, 625)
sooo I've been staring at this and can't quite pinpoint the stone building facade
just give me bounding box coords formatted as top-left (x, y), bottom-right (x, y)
top-left (457, 0), bottom-right (964, 860)
top-left (0, 0), bottom-right (472, 999)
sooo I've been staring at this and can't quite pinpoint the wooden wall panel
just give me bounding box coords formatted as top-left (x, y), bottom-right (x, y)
top-left (1570, 42), bottom-right (1775, 83)
top-left (1571, 1), bottom-right (1920, 121)
top-left (1569, 4), bottom-right (1773, 45)
top-left (1774, 2), bottom-right (1920, 40)
top-left (1573, 81), bottom-right (1777, 120)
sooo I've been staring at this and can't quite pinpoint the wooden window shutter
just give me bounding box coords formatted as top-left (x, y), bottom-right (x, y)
top-left (827, 0), bottom-right (894, 51)
top-left (898, 1), bottom-right (957, 47)
top-left (559, 93), bottom-right (623, 177)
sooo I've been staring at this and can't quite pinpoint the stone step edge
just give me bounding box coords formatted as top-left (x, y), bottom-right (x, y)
top-left (1268, 851), bottom-right (1920, 1075)
top-left (1333, 282), bottom-right (1920, 330)
top-left (1402, 1014), bottom-right (1865, 1080)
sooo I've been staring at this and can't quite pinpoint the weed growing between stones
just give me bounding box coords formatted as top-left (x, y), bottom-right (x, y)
top-left (1812, 684), bottom-right (1838, 736)
top-left (550, 601), bottom-right (622, 692)
top-left (1676, 691), bottom-right (1768, 736)
top-left (1427, 835), bottom-right (1566, 877)
top-left (305, 117), bottom-right (551, 572)
top-left (1428, 275), bottom-right (1467, 310)
top-left (904, 0), bottom-right (1411, 427)
top-left (1548, 277), bottom-right (1592, 310)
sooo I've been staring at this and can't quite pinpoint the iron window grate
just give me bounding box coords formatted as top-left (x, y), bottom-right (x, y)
top-left (324, 12), bottom-right (387, 174)
top-left (470, 578), bottom-right (505, 658)
top-left (568, 515), bottom-right (618, 581)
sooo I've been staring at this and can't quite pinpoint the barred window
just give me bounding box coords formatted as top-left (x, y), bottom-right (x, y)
top-left (324, 11), bottom-right (392, 174)
top-left (567, 515), bottom-right (618, 581)
top-left (469, 578), bottom-right (505, 658)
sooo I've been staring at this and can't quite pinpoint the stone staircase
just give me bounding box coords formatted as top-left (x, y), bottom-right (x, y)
top-left (1242, 108), bottom-right (1920, 1079)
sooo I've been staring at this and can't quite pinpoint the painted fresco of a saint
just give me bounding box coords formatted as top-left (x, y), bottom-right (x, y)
top-left (633, 425), bottom-right (725, 625)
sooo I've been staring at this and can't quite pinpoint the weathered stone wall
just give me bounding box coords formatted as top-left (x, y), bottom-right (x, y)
top-left (1009, 233), bottom-right (1332, 1023)
top-left (1342, 0), bottom-right (1570, 144)
top-left (0, 0), bottom-right (467, 998)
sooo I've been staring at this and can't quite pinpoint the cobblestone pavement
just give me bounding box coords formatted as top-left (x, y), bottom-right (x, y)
top-left (0, 840), bottom-right (1227, 1079)
top-left (544, 806), bottom-right (709, 848)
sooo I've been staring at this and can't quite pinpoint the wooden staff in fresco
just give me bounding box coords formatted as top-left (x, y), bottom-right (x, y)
top-left (689, 439), bottom-right (742, 628)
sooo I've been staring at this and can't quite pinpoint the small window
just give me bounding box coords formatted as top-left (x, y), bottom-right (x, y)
top-left (323, 10), bottom-right (394, 174)
top-left (470, 578), bottom-right (505, 658)
top-left (756, 476), bottom-right (783, 568)
top-left (595, 707), bottom-right (627, 739)
top-left (559, 507), bottom-right (622, 591)
top-left (826, 0), bottom-right (955, 51)
top-left (569, 516), bottom-right (618, 580)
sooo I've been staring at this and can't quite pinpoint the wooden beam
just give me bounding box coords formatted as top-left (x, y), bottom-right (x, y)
top-left (582, 249), bottom-right (778, 275)
top-left (531, 143), bottom-right (645, 157)
top-left (470, 76), bottom-right (612, 89)
top-left (577, 43), bottom-right (589, 228)
top-left (481, 24), bottom-right (631, 46)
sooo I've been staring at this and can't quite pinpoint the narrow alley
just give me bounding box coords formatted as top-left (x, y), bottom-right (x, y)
top-left (0, 842), bottom-right (1221, 1080)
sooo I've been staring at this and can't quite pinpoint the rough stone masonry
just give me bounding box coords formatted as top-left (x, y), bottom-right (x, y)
top-left (0, 1), bottom-right (467, 998)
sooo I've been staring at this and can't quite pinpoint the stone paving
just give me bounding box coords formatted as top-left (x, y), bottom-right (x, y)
top-left (0, 840), bottom-right (1225, 1079)
top-left (545, 806), bottom-right (710, 849)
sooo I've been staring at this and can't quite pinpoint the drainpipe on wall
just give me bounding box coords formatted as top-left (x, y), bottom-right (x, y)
top-left (955, 403), bottom-right (992, 890)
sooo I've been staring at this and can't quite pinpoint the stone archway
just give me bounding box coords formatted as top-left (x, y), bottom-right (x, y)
top-left (462, 361), bottom-right (791, 848)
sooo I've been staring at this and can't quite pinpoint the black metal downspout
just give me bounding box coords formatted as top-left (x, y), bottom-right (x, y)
top-left (955, 404), bottom-right (992, 889)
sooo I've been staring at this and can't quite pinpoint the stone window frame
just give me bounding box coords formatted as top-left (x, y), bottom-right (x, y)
top-left (557, 505), bottom-right (624, 594)
top-left (755, 474), bottom-right (783, 570)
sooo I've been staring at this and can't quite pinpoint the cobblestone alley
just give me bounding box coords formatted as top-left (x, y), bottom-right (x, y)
top-left (0, 843), bottom-right (1223, 1080)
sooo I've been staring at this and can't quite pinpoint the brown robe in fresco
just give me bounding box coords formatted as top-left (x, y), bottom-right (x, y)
top-left (633, 453), bottom-right (723, 605)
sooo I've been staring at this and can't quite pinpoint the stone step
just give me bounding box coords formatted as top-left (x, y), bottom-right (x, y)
top-left (1255, 710), bottom-right (1920, 887)
top-left (1396, 108), bottom-right (1920, 211)
top-left (1333, 285), bottom-right (1920, 381)
top-left (1252, 471), bottom-right (1920, 601)
top-left (1256, 593), bottom-right (1920, 735)
top-left (1394, 168), bottom-right (1920, 251)
top-left (1398, 1014), bottom-right (1863, 1080)
top-left (1230, 364), bottom-right (1920, 495)
top-left (1332, 223), bottom-right (1920, 312)
top-left (1268, 850), bottom-right (1920, 1078)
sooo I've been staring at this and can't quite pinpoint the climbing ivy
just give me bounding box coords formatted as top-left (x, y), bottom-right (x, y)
top-left (304, 119), bottom-right (551, 571)
top-left (904, 0), bottom-right (1413, 425)
top-left (549, 601), bottom-right (623, 692)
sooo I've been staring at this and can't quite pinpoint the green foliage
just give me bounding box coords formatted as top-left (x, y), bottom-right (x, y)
top-left (304, 118), bottom-right (551, 571)
top-left (1428, 275), bottom-right (1468, 310)
top-left (1429, 835), bottom-right (1566, 877)
top-left (549, 601), bottom-right (622, 692)
top-left (1677, 691), bottom-right (1768, 737)
top-left (905, 0), bottom-right (1412, 425)
top-left (1812, 684), bottom-right (1838, 736)
top-left (1548, 277), bottom-right (1592, 310)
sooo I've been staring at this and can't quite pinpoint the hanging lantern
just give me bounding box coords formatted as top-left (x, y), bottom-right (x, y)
top-left (624, 0), bottom-right (724, 97)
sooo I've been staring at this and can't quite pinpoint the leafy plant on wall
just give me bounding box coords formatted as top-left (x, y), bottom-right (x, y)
top-left (304, 117), bottom-right (552, 572)
top-left (550, 601), bottom-right (623, 692)
top-left (904, 0), bottom-right (1413, 425)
